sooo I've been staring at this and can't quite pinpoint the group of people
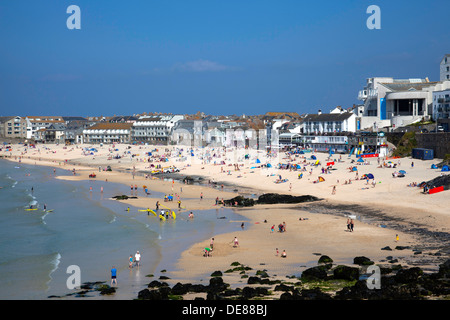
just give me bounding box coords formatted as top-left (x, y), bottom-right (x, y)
top-left (110, 250), bottom-right (141, 286)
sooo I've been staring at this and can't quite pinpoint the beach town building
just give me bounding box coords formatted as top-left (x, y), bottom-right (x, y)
top-left (0, 116), bottom-right (28, 140)
top-left (301, 110), bottom-right (357, 134)
top-left (441, 54), bottom-right (450, 81)
top-left (83, 122), bottom-right (133, 144)
top-left (25, 116), bottom-right (65, 140)
top-left (357, 75), bottom-right (450, 130)
top-left (432, 89), bottom-right (450, 122)
top-left (131, 115), bottom-right (184, 145)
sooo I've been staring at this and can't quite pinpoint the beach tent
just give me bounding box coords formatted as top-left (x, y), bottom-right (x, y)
top-left (431, 164), bottom-right (438, 169)
top-left (442, 165), bottom-right (450, 172)
top-left (267, 163), bottom-right (272, 168)
top-left (256, 159), bottom-right (261, 163)
top-left (357, 158), bottom-right (364, 162)
top-left (318, 176), bottom-right (325, 182)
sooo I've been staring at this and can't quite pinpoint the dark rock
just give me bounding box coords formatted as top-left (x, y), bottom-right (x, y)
top-left (274, 284), bottom-right (293, 292)
top-left (353, 256), bottom-right (374, 266)
top-left (301, 266), bottom-right (328, 281)
top-left (171, 282), bottom-right (191, 295)
top-left (438, 259), bottom-right (450, 278)
top-left (381, 246), bottom-right (392, 251)
top-left (394, 267), bottom-right (423, 284)
top-left (333, 265), bottom-right (360, 281)
top-left (208, 277), bottom-right (228, 293)
top-left (318, 255), bottom-right (333, 264)
top-left (300, 288), bottom-right (332, 300)
top-left (395, 246), bottom-right (411, 250)
top-left (256, 193), bottom-right (321, 205)
top-left (223, 196), bottom-right (255, 207)
top-left (148, 280), bottom-right (169, 288)
top-left (188, 284), bottom-right (208, 293)
top-left (247, 276), bottom-right (262, 285)
top-left (137, 288), bottom-right (168, 300)
top-left (210, 270), bottom-right (223, 277)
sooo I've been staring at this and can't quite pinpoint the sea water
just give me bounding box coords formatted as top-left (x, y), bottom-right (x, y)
top-left (0, 160), bottom-right (246, 299)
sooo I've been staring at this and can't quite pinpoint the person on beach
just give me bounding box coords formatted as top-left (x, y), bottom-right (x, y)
top-left (275, 248), bottom-right (279, 256)
top-left (332, 185), bottom-right (336, 195)
top-left (129, 255), bottom-right (133, 268)
top-left (210, 238), bottom-right (214, 251)
top-left (350, 219), bottom-right (354, 232)
top-left (396, 234), bottom-right (399, 242)
top-left (281, 250), bottom-right (287, 258)
top-left (271, 225), bottom-right (275, 233)
top-left (111, 266), bottom-right (117, 286)
top-left (347, 218), bottom-right (351, 231)
top-left (233, 237), bottom-right (239, 247)
top-left (135, 251), bottom-right (141, 267)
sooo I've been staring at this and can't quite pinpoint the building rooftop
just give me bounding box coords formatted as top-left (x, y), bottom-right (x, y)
top-left (302, 113), bottom-right (354, 122)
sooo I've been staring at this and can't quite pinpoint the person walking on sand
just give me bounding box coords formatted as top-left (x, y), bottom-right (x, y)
top-left (233, 237), bottom-right (239, 247)
top-left (347, 218), bottom-right (351, 231)
top-left (396, 234), bottom-right (399, 242)
top-left (210, 238), bottom-right (214, 251)
top-left (332, 185), bottom-right (336, 195)
top-left (129, 255), bottom-right (133, 268)
top-left (111, 266), bottom-right (117, 286)
top-left (350, 219), bottom-right (354, 232)
top-left (135, 251), bottom-right (141, 267)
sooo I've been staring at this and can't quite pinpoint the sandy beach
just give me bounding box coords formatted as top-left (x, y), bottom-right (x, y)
top-left (2, 142), bottom-right (450, 298)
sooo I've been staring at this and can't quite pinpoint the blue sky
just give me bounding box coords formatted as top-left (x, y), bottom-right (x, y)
top-left (0, 0), bottom-right (449, 117)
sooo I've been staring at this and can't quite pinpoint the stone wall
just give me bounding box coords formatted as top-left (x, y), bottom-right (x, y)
top-left (416, 132), bottom-right (450, 159)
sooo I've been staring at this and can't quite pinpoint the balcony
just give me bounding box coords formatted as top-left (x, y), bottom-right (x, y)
top-left (358, 88), bottom-right (378, 100)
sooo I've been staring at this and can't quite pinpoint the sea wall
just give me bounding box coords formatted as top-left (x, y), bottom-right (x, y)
top-left (416, 132), bottom-right (450, 159)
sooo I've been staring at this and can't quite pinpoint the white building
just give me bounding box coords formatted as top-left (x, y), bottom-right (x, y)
top-left (301, 111), bottom-right (357, 134)
top-left (433, 89), bottom-right (450, 120)
top-left (357, 77), bottom-right (450, 129)
top-left (25, 116), bottom-right (65, 140)
top-left (441, 54), bottom-right (450, 81)
top-left (83, 122), bottom-right (133, 144)
top-left (131, 115), bottom-right (184, 144)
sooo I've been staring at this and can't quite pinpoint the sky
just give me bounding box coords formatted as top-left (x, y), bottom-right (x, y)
top-left (0, 0), bottom-right (449, 117)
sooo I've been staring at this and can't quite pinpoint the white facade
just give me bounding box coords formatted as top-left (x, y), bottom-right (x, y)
top-left (433, 89), bottom-right (450, 120)
top-left (132, 115), bottom-right (184, 144)
top-left (83, 123), bottom-right (133, 144)
top-left (441, 54), bottom-right (450, 81)
top-left (302, 112), bottom-right (357, 134)
top-left (357, 77), bottom-right (450, 129)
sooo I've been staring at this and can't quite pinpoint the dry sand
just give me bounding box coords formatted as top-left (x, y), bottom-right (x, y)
top-left (2, 143), bottom-right (449, 291)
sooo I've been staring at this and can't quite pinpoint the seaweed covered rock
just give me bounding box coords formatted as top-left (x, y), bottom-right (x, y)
top-left (256, 193), bottom-right (321, 205)
top-left (301, 266), bottom-right (328, 281)
top-left (333, 265), bottom-right (360, 281)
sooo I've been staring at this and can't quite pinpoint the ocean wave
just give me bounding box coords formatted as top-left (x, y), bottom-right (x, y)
top-left (47, 252), bottom-right (61, 284)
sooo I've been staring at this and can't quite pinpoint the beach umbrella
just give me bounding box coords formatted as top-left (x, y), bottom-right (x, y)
top-left (399, 170), bottom-right (406, 174)
top-left (367, 173), bottom-right (374, 179)
top-left (357, 158), bottom-right (364, 162)
top-left (256, 159), bottom-right (261, 163)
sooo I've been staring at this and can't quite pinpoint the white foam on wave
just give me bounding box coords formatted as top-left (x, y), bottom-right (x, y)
top-left (47, 252), bottom-right (62, 285)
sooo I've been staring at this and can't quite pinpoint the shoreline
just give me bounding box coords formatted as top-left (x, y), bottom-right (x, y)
top-left (2, 144), bottom-right (449, 299)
